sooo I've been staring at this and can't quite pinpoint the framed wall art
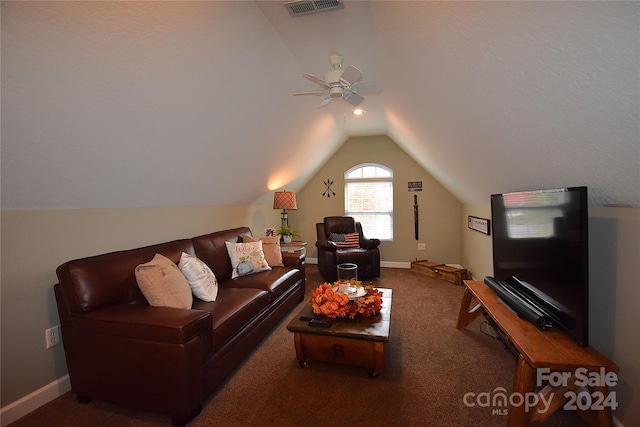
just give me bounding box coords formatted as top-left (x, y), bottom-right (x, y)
top-left (468, 216), bottom-right (490, 235)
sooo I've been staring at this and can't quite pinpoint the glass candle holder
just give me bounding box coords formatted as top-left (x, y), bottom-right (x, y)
top-left (337, 263), bottom-right (358, 294)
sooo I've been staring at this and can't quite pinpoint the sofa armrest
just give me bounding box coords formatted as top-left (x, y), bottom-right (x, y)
top-left (316, 239), bottom-right (337, 252)
top-left (282, 252), bottom-right (305, 269)
top-left (69, 304), bottom-right (212, 352)
top-left (60, 303), bottom-right (211, 422)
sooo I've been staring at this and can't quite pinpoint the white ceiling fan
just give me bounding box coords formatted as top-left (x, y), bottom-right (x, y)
top-left (293, 54), bottom-right (382, 108)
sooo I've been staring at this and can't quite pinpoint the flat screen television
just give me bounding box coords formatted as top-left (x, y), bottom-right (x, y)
top-left (490, 186), bottom-right (589, 346)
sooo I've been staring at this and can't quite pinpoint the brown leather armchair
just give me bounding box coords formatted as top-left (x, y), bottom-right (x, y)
top-left (316, 216), bottom-right (381, 282)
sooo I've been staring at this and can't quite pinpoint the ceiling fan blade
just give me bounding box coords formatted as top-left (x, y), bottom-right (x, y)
top-left (351, 80), bottom-right (383, 95)
top-left (318, 96), bottom-right (333, 108)
top-left (303, 73), bottom-right (329, 89)
top-left (339, 65), bottom-right (363, 85)
top-left (293, 90), bottom-right (329, 96)
top-left (343, 92), bottom-right (365, 106)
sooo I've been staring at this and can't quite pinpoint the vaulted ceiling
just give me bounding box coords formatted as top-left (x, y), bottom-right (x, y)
top-left (2, 1), bottom-right (638, 210)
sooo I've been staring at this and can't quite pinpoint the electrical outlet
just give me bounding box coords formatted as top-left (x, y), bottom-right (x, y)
top-left (45, 325), bottom-right (60, 349)
top-left (418, 243), bottom-right (426, 251)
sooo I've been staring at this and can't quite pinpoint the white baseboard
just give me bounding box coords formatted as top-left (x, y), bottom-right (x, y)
top-left (0, 375), bottom-right (71, 427)
top-left (381, 261), bottom-right (411, 269)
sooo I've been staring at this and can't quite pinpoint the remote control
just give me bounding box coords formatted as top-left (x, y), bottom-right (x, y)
top-left (308, 318), bottom-right (331, 328)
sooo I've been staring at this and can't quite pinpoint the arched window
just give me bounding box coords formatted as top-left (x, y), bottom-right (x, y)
top-left (344, 163), bottom-right (393, 240)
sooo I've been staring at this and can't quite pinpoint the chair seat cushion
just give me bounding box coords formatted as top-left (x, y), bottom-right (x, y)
top-left (335, 248), bottom-right (373, 265)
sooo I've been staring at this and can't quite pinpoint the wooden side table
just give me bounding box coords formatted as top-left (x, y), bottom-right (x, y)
top-left (281, 243), bottom-right (306, 288)
top-left (280, 241), bottom-right (307, 256)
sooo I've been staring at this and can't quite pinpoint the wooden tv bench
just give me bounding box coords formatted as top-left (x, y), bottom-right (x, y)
top-left (456, 280), bottom-right (619, 427)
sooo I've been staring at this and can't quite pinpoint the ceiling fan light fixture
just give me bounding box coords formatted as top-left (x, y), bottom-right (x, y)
top-left (329, 86), bottom-right (343, 98)
top-left (293, 54), bottom-right (382, 108)
top-left (352, 109), bottom-right (365, 116)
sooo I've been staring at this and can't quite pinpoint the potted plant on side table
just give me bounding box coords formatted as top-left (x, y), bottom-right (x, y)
top-left (276, 225), bottom-right (300, 244)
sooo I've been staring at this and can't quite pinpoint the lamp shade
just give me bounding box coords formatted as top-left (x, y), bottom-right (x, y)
top-left (273, 191), bottom-right (297, 210)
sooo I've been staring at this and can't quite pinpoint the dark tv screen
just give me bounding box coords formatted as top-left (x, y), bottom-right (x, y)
top-left (490, 186), bottom-right (589, 346)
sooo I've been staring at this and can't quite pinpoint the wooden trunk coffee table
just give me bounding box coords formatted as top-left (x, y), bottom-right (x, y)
top-left (287, 288), bottom-right (392, 378)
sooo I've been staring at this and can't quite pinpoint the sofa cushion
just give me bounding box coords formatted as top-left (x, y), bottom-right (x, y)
top-left (242, 235), bottom-right (284, 267)
top-left (178, 252), bottom-right (219, 302)
top-left (227, 267), bottom-right (300, 303)
top-left (225, 241), bottom-right (271, 278)
top-left (135, 253), bottom-right (193, 309)
top-left (192, 286), bottom-right (270, 352)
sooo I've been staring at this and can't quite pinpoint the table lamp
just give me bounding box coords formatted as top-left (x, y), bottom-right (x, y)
top-left (273, 191), bottom-right (297, 227)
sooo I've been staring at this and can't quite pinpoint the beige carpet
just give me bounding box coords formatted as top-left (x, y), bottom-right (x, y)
top-left (10, 266), bottom-right (586, 426)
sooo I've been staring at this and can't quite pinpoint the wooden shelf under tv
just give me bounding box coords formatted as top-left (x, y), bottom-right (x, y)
top-left (456, 280), bottom-right (618, 427)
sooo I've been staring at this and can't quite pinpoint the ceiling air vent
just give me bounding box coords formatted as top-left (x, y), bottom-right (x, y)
top-left (285, 0), bottom-right (344, 17)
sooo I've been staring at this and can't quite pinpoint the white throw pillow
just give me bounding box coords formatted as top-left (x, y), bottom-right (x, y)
top-left (242, 235), bottom-right (284, 267)
top-left (178, 252), bottom-right (219, 302)
top-left (225, 240), bottom-right (271, 278)
top-left (135, 253), bottom-right (193, 309)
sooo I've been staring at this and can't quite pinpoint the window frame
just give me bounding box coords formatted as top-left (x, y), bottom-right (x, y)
top-left (344, 163), bottom-right (393, 241)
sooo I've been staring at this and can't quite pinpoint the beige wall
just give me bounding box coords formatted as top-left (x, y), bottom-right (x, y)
top-left (0, 205), bottom-right (280, 406)
top-left (461, 203), bottom-right (493, 280)
top-left (587, 207), bottom-right (639, 425)
top-left (288, 135), bottom-right (462, 264)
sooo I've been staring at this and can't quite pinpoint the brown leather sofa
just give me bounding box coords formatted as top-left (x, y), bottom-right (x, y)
top-left (54, 227), bottom-right (305, 426)
top-left (315, 216), bottom-right (380, 282)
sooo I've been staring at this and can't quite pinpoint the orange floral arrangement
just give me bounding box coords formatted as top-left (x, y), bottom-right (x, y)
top-left (311, 281), bottom-right (383, 319)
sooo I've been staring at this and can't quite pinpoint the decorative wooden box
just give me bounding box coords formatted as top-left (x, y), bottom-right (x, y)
top-left (410, 260), bottom-right (470, 286)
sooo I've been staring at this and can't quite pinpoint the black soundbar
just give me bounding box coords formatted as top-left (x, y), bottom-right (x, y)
top-left (505, 276), bottom-right (577, 330)
top-left (484, 276), bottom-right (554, 330)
